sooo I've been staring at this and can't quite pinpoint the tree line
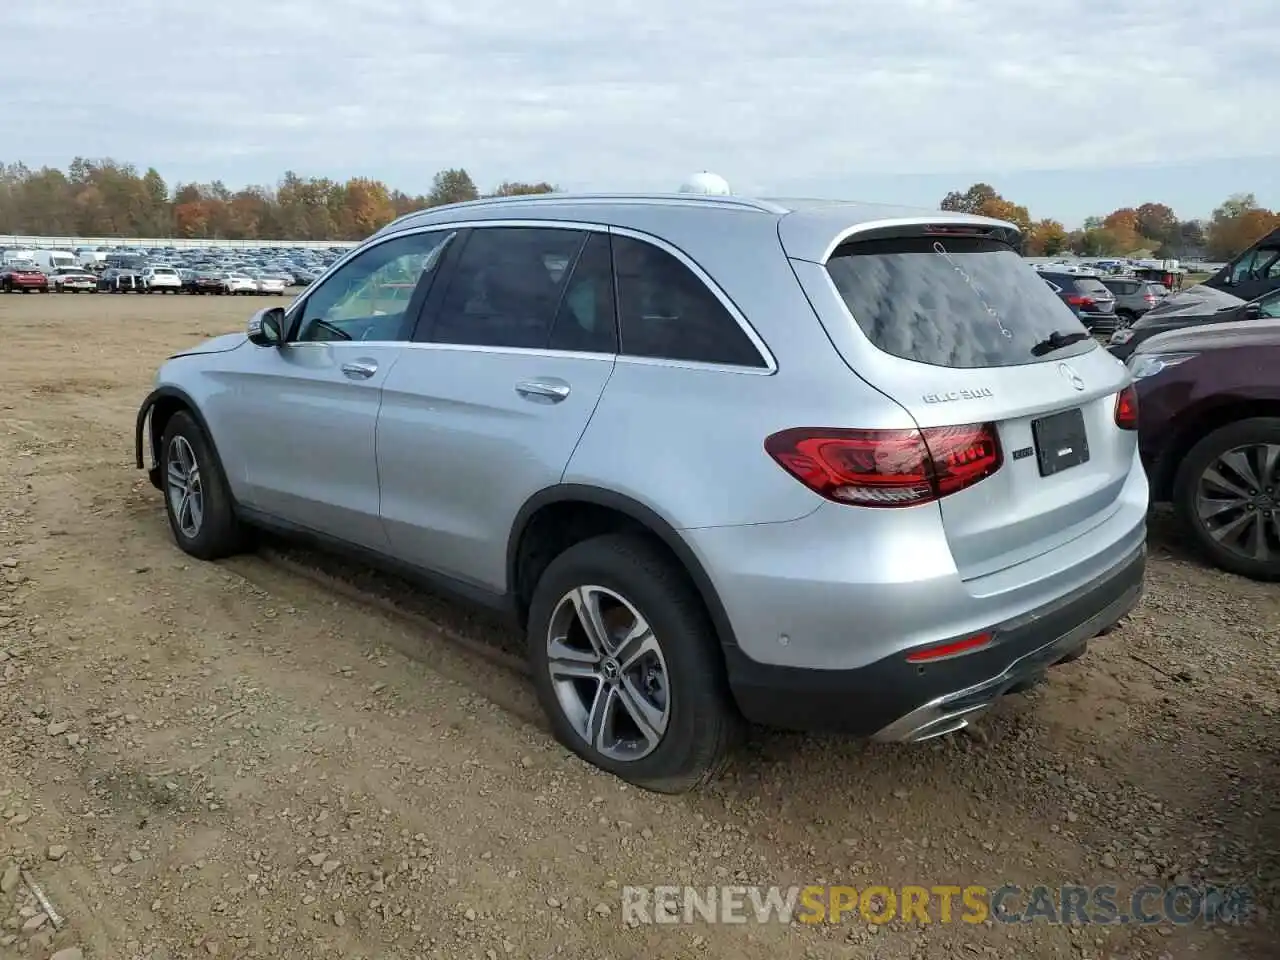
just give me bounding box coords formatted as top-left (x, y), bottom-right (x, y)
top-left (940, 183), bottom-right (1279, 262)
top-left (1, 159), bottom-right (1275, 261)
top-left (0, 158), bottom-right (555, 241)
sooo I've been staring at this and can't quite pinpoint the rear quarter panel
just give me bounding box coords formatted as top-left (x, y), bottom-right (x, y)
top-left (565, 220), bottom-right (916, 529)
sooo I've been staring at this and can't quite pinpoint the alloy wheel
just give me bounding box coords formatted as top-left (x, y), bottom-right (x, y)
top-left (1195, 442), bottom-right (1280, 564)
top-left (166, 435), bottom-right (204, 539)
top-left (545, 585), bottom-right (671, 762)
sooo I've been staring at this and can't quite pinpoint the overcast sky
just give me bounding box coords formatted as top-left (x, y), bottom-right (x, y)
top-left (3, 0), bottom-right (1276, 226)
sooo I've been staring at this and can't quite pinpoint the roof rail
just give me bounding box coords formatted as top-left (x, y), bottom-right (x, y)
top-left (393, 191), bottom-right (788, 220)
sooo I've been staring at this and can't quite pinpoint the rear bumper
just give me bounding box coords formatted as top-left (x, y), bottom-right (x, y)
top-left (724, 542), bottom-right (1144, 737)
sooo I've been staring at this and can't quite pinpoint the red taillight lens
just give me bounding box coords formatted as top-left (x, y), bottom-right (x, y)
top-left (1066, 294), bottom-right (1095, 308)
top-left (1114, 385), bottom-right (1139, 430)
top-left (764, 424), bottom-right (1002, 507)
top-left (1144, 294), bottom-right (1159, 303)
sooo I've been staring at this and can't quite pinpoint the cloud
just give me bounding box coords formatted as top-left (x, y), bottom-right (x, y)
top-left (1, 0), bottom-right (1274, 198)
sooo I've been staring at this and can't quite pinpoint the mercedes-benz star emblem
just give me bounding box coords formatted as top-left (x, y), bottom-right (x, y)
top-left (1057, 362), bottom-right (1085, 392)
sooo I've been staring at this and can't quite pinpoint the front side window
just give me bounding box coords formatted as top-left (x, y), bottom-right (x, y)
top-left (612, 235), bottom-right (764, 367)
top-left (426, 227), bottom-right (589, 349)
top-left (1256, 290), bottom-right (1280, 319)
top-left (293, 231), bottom-right (455, 343)
top-left (1230, 248), bottom-right (1280, 283)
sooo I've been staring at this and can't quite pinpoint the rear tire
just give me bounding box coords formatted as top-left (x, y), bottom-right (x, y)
top-left (1173, 417), bottom-right (1280, 582)
top-left (158, 411), bottom-right (250, 561)
top-left (526, 534), bottom-right (742, 793)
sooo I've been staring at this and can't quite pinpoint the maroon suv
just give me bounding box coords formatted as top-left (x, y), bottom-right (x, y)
top-left (1130, 318), bottom-right (1280, 581)
top-left (0, 265), bottom-right (49, 293)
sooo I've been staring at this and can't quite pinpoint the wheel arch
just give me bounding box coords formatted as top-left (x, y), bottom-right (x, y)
top-left (1152, 396), bottom-right (1280, 501)
top-left (135, 386), bottom-right (222, 489)
top-left (507, 485), bottom-right (738, 651)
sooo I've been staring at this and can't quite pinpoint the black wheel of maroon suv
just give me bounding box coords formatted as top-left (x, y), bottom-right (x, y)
top-left (1173, 417), bottom-right (1280, 582)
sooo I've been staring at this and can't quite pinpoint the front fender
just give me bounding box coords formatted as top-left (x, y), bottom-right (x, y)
top-left (134, 386), bottom-right (206, 489)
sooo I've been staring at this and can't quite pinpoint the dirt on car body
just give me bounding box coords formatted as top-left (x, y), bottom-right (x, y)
top-left (0, 293), bottom-right (1276, 959)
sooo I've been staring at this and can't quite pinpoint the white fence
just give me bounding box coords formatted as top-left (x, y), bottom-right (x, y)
top-left (0, 235), bottom-right (357, 251)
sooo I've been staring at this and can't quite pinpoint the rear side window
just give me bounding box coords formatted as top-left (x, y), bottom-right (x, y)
top-left (826, 236), bottom-right (1095, 368)
top-left (548, 233), bottom-right (618, 354)
top-left (612, 235), bottom-right (765, 367)
top-left (429, 227), bottom-right (587, 349)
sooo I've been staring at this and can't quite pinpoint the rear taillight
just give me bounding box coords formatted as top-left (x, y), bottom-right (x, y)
top-left (1144, 294), bottom-right (1159, 303)
top-left (1114, 385), bottom-right (1139, 430)
top-left (764, 424), bottom-right (1002, 507)
top-left (1066, 294), bottom-right (1095, 308)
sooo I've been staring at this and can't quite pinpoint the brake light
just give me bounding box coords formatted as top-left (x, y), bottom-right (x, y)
top-left (1114, 385), bottom-right (1139, 430)
top-left (1144, 294), bottom-right (1159, 303)
top-left (1066, 294), bottom-right (1096, 308)
top-left (764, 424), bottom-right (1002, 507)
top-left (923, 225), bottom-right (992, 237)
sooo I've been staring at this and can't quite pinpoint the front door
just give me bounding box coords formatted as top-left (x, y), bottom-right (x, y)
top-left (229, 228), bottom-right (459, 548)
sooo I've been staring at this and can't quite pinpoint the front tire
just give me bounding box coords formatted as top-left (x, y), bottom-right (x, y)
top-left (159, 411), bottom-right (249, 561)
top-left (1173, 417), bottom-right (1280, 582)
top-left (526, 534), bottom-right (741, 793)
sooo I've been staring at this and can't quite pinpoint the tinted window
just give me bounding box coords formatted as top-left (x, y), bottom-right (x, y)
top-left (429, 227), bottom-right (587, 349)
top-left (827, 236), bottom-right (1096, 368)
top-left (548, 233), bottom-right (618, 353)
top-left (1258, 291), bottom-right (1280, 319)
top-left (1102, 279), bottom-right (1138, 295)
top-left (1073, 278), bottom-right (1111, 297)
top-left (294, 230), bottom-right (454, 343)
top-left (612, 235), bottom-right (763, 367)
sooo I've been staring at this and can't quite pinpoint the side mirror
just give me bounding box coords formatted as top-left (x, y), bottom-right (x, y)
top-left (247, 307), bottom-right (286, 346)
top-left (1243, 303), bottom-right (1263, 320)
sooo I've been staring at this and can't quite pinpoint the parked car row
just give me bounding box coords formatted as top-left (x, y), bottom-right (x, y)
top-left (0, 265), bottom-right (291, 295)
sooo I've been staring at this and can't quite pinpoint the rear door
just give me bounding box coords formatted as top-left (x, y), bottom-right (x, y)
top-left (375, 224), bottom-right (617, 592)
top-left (790, 230), bottom-right (1134, 580)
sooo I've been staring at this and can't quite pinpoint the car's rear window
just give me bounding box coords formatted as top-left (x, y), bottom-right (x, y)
top-left (826, 235), bottom-right (1096, 368)
top-left (1073, 277), bottom-right (1111, 297)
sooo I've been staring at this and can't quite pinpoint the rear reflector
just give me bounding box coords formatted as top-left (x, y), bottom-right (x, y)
top-left (905, 632), bottom-right (993, 663)
top-left (764, 424), bottom-right (1002, 507)
top-left (1113, 385), bottom-right (1139, 430)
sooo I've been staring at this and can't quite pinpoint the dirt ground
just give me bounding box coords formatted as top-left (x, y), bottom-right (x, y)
top-left (0, 291), bottom-right (1277, 960)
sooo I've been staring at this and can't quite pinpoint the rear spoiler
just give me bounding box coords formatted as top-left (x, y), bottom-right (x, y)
top-left (783, 214), bottom-right (1022, 264)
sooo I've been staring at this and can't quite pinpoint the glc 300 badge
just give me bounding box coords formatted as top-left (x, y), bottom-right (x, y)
top-left (922, 387), bottom-right (994, 404)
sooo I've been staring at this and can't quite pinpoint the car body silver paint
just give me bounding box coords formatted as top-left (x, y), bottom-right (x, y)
top-left (146, 192), bottom-right (1148, 677)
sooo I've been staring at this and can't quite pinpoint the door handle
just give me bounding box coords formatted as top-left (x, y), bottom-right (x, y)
top-left (515, 378), bottom-right (571, 403)
top-left (341, 358), bottom-right (378, 379)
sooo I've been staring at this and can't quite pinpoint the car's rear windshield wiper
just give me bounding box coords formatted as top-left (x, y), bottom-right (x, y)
top-left (1031, 330), bottom-right (1091, 357)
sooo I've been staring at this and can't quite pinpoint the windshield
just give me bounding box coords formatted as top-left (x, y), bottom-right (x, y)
top-left (826, 235), bottom-right (1096, 368)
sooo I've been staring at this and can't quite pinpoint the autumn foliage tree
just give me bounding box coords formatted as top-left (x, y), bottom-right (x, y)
top-left (0, 158), bottom-right (557, 241)
top-left (940, 182), bottom-right (1276, 261)
top-left (1206, 194), bottom-right (1280, 262)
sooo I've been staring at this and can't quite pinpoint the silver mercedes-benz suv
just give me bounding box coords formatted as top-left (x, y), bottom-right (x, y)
top-left (135, 193), bottom-right (1148, 792)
